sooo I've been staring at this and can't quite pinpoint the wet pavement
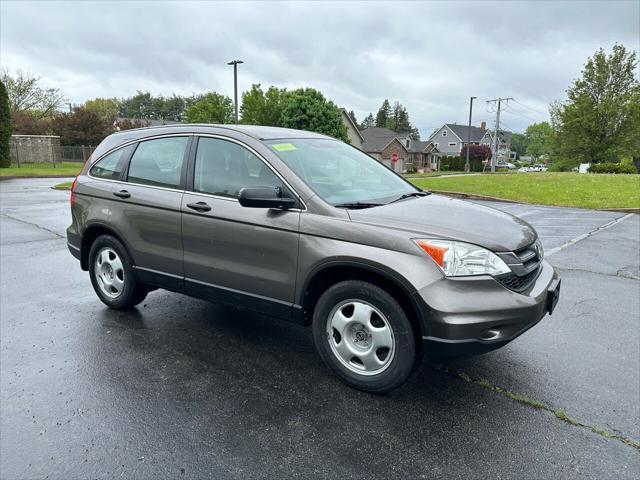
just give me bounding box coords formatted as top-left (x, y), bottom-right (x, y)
top-left (1, 178), bottom-right (639, 479)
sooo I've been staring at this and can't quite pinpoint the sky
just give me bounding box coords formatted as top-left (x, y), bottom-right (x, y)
top-left (1, 0), bottom-right (638, 138)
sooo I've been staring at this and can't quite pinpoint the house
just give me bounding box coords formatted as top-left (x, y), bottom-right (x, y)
top-left (340, 109), bottom-right (364, 148)
top-left (360, 127), bottom-right (439, 172)
top-left (480, 129), bottom-right (516, 162)
top-left (427, 122), bottom-right (488, 157)
top-left (427, 122), bottom-right (515, 165)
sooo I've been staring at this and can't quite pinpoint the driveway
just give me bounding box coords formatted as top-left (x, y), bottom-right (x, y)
top-left (1, 178), bottom-right (638, 479)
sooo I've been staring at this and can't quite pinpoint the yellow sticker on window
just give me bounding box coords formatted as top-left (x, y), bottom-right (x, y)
top-left (271, 143), bottom-right (297, 152)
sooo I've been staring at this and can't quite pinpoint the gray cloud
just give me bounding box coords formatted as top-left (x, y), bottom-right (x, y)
top-left (1, 0), bottom-right (638, 137)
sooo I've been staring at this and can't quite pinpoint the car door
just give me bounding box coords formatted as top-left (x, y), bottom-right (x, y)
top-left (110, 134), bottom-right (191, 291)
top-left (181, 135), bottom-right (301, 319)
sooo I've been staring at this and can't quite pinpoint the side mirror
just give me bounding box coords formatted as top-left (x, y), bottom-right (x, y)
top-left (238, 186), bottom-right (297, 210)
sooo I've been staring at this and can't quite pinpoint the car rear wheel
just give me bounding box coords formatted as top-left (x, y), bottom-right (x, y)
top-left (88, 234), bottom-right (148, 310)
top-left (312, 280), bottom-right (416, 393)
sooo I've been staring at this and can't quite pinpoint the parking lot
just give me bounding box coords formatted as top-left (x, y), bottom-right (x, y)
top-left (1, 177), bottom-right (638, 479)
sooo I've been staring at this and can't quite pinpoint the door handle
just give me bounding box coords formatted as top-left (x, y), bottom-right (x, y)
top-left (113, 190), bottom-right (131, 199)
top-left (186, 201), bottom-right (212, 212)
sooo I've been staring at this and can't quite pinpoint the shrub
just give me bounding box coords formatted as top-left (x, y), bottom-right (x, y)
top-left (0, 80), bottom-right (10, 167)
top-left (460, 144), bottom-right (492, 162)
top-left (440, 155), bottom-right (483, 172)
top-left (588, 162), bottom-right (637, 174)
top-left (405, 164), bottom-right (416, 174)
top-left (548, 159), bottom-right (578, 172)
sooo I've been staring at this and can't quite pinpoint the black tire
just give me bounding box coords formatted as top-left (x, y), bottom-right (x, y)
top-left (88, 234), bottom-right (148, 310)
top-left (312, 280), bottom-right (416, 393)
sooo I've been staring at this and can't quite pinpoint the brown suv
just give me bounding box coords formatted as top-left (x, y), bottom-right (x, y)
top-left (67, 124), bottom-right (560, 392)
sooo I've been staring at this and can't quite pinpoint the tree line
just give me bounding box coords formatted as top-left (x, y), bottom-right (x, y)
top-left (512, 44), bottom-right (638, 170)
top-left (1, 43), bottom-right (637, 169)
top-left (0, 69), bottom-right (350, 156)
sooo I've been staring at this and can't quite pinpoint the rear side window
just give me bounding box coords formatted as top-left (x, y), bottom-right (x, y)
top-left (89, 145), bottom-right (134, 180)
top-left (127, 136), bottom-right (189, 188)
top-left (194, 137), bottom-right (284, 198)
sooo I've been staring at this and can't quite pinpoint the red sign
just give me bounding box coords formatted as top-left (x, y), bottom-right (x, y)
top-left (391, 152), bottom-right (398, 163)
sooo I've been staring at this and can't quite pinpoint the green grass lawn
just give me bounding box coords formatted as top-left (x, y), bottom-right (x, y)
top-left (0, 162), bottom-right (83, 178)
top-left (52, 181), bottom-right (74, 190)
top-left (411, 172), bottom-right (640, 209)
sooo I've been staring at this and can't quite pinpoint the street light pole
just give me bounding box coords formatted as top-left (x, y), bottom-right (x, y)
top-left (227, 60), bottom-right (244, 124)
top-left (465, 96), bottom-right (476, 172)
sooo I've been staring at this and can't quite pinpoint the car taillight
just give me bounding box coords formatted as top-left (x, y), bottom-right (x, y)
top-left (70, 176), bottom-right (78, 208)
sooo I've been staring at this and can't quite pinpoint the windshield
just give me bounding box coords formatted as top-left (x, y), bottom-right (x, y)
top-left (265, 138), bottom-right (418, 206)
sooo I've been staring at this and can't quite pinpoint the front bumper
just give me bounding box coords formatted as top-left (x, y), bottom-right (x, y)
top-left (414, 260), bottom-right (560, 359)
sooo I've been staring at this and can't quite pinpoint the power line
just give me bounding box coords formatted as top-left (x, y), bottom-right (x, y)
top-left (502, 103), bottom-right (539, 122)
top-left (486, 97), bottom-right (513, 172)
top-left (511, 99), bottom-right (548, 116)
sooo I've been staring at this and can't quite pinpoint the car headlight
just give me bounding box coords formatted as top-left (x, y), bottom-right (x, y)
top-left (414, 239), bottom-right (511, 277)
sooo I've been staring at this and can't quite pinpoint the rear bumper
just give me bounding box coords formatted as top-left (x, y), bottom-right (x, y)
top-left (415, 260), bottom-right (560, 359)
top-left (67, 226), bottom-right (82, 262)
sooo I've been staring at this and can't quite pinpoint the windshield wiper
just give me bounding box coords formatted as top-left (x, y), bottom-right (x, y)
top-left (333, 202), bottom-right (384, 209)
top-left (388, 191), bottom-right (430, 204)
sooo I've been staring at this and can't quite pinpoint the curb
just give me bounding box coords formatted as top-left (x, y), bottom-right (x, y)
top-left (428, 190), bottom-right (639, 214)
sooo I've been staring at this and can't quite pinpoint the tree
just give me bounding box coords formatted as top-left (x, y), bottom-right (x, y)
top-left (525, 122), bottom-right (554, 161)
top-left (347, 110), bottom-right (358, 126)
top-left (280, 88), bottom-right (349, 142)
top-left (460, 144), bottom-right (492, 162)
top-left (118, 91), bottom-right (153, 118)
top-left (240, 84), bottom-right (287, 126)
top-left (263, 86), bottom-right (286, 126)
top-left (361, 113), bottom-right (375, 129)
top-left (52, 107), bottom-right (112, 146)
top-left (117, 91), bottom-right (189, 121)
top-left (375, 99), bottom-right (391, 127)
top-left (184, 92), bottom-right (234, 124)
top-left (0, 80), bottom-right (11, 167)
top-left (84, 98), bottom-right (119, 124)
top-left (552, 44), bottom-right (639, 163)
top-left (240, 84), bottom-right (267, 125)
top-left (510, 132), bottom-right (528, 159)
top-left (10, 110), bottom-right (51, 135)
top-left (0, 68), bottom-right (65, 118)
top-left (385, 101), bottom-right (420, 140)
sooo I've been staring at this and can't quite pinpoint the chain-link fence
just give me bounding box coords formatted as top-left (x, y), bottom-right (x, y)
top-left (10, 144), bottom-right (96, 168)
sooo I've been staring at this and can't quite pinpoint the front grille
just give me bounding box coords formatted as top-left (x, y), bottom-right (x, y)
top-left (496, 240), bottom-right (543, 292)
top-left (497, 267), bottom-right (541, 292)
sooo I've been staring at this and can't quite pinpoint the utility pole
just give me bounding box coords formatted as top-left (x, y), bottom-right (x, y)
top-left (465, 96), bottom-right (476, 172)
top-left (486, 97), bottom-right (512, 172)
top-left (227, 60), bottom-right (244, 124)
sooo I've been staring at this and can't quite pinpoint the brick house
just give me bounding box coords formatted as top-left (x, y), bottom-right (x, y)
top-left (360, 127), bottom-right (438, 172)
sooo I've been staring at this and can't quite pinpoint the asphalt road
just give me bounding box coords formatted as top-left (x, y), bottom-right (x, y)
top-left (1, 178), bottom-right (638, 479)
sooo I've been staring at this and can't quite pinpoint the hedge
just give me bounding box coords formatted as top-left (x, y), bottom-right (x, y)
top-left (588, 162), bottom-right (637, 174)
top-left (439, 155), bottom-right (484, 172)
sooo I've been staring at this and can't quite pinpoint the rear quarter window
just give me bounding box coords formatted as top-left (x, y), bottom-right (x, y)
top-left (89, 145), bottom-right (134, 180)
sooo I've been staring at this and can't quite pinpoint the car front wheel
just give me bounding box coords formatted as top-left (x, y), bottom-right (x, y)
top-left (312, 280), bottom-right (417, 393)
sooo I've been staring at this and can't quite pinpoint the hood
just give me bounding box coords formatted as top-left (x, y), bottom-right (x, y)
top-left (347, 194), bottom-right (536, 252)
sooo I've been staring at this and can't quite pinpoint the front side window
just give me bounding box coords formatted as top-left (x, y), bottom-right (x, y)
top-left (194, 137), bottom-right (285, 199)
top-left (127, 136), bottom-right (189, 188)
top-left (89, 145), bottom-right (134, 180)
top-left (266, 139), bottom-right (418, 205)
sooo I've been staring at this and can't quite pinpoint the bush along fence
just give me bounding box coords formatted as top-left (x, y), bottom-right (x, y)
top-left (588, 162), bottom-right (637, 174)
top-left (439, 155), bottom-right (485, 172)
top-left (9, 135), bottom-right (95, 167)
